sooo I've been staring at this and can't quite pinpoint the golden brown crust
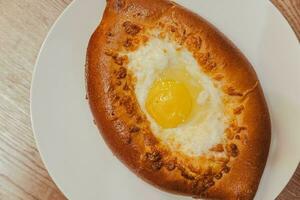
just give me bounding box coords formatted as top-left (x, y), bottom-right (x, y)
top-left (86, 0), bottom-right (271, 199)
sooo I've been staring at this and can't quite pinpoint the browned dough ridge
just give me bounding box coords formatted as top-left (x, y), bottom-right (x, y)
top-left (86, 0), bottom-right (271, 199)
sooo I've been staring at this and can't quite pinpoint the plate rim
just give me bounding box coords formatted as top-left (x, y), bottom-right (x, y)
top-left (30, 0), bottom-right (78, 198)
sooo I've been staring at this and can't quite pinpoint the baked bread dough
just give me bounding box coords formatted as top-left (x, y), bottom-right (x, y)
top-left (86, 0), bottom-right (271, 199)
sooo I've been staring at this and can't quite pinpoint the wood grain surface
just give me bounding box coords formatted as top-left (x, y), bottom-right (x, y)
top-left (0, 0), bottom-right (299, 199)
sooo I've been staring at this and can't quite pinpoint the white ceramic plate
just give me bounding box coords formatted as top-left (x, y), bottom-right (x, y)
top-left (31, 0), bottom-right (300, 199)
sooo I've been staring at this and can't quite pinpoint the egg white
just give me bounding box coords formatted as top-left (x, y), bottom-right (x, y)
top-left (124, 34), bottom-right (227, 157)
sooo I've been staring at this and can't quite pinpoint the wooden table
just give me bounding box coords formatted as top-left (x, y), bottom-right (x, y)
top-left (0, 0), bottom-right (299, 199)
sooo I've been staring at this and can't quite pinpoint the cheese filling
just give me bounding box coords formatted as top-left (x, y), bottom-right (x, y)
top-left (125, 36), bottom-right (227, 157)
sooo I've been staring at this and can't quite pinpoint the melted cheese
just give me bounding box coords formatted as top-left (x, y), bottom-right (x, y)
top-left (125, 36), bottom-right (227, 157)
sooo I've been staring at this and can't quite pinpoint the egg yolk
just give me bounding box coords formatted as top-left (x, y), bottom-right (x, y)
top-left (146, 79), bottom-right (192, 128)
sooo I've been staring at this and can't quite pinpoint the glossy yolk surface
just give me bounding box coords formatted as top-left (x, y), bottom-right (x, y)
top-left (146, 79), bottom-right (193, 128)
